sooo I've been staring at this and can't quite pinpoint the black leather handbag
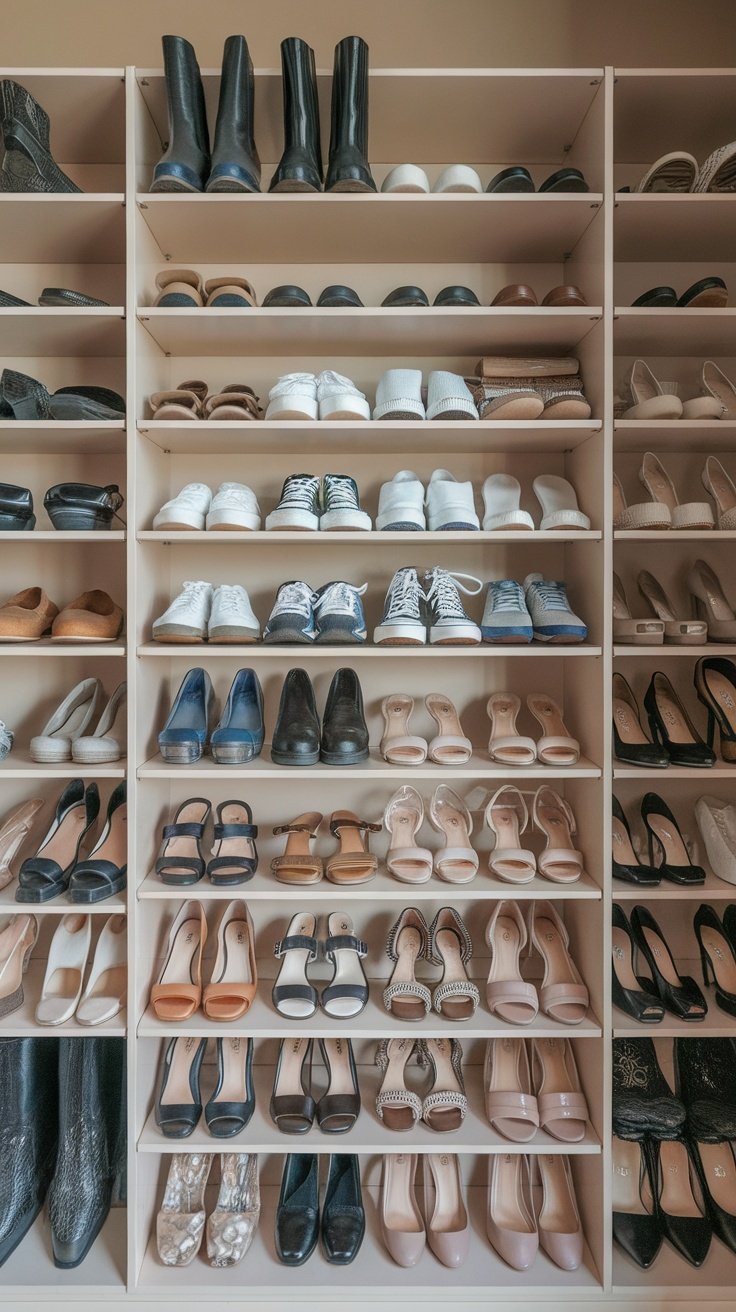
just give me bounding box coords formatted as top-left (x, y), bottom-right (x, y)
top-left (0, 481), bottom-right (35, 529)
top-left (43, 482), bottom-right (124, 531)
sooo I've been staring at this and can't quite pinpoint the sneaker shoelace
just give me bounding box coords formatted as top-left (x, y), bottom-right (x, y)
top-left (323, 475), bottom-right (361, 511)
top-left (314, 581), bottom-right (367, 617)
top-left (214, 585), bottom-right (249, 619)
top-left (425, 567), bottom-right (482, 620)
top-left (528, 580), bottom-right (570, 611)
top-left (167, 580), bottom-right (212, 615)
top-left (383, 567), bottom-right (424, 621)
top-left (488, 579), bottom-right (526, 611)
top-left (276, 475), bottom-right (320, 511)
top-left (271, 581), bottom-right (315, 618)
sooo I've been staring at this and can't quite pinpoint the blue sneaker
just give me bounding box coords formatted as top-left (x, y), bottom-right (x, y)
top-left (481, 579), bottom-right (533, 644)
top-left (263, 581), bottom-right (316, 644)
top-left (314, 580), bottom-right (368, 644)
top-left (524, 573), bottom-right (588, 643)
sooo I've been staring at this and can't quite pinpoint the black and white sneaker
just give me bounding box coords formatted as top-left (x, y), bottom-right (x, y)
top-left (321, 474), bottom-right (372, 532)
top-left (424, 566), bottom-right (482, 645)
top-left (373, 566), bottom-right (426, 645)
top-left (263, 580), bottom-right (316, 643)
top-left (313, 581), bottom-right (368, 644)
top-left (265, 474), bottom-right (321, 531)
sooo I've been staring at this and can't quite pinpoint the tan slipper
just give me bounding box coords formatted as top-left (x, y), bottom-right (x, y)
top-left (270, 813), bottom-right (323, 884)
top-left (51, 589), bottom-right (123, 642)
top-left (150, 379), bottom-right (208, 420)
top-left (325, 811), bottom-right (380, 885)
top-left (204, 276), bottom-right (257, 307)
top-left (380, 694), bottom-right (427, 765)
top-left (425, 693), bottom-right (471, 764)
top-left (154, 268), bottom-right (204, 307)
top-left (204, 384), bottom-right (262, 421)
top-left (0, 587), bottom-right (58, 641)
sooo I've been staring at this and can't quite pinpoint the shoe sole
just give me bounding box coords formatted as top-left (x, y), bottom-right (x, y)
top-left (320, 749), bottom-right (370, 766)
top-left (270, 750), bottom-right (320, 766)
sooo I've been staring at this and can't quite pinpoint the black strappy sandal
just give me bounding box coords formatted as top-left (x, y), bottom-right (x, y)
top-left (206, 800), bottom-right (258, 885)
top-left (204, 1036), bottom-right (255, 1137)
top-left (155, 798), bottom-right (211, 886)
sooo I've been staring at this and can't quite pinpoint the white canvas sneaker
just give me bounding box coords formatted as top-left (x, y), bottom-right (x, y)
top-left (265, 372), bottom-right (318, 421)
top-left (376, 470), bottom-right (426, 531)
top-left (373, 566), bottom-right (427, 645)
top-left (316, 370), bottom-right (370, 421)
top-left (206, 482), bottom-right (261, 531)
top-left (265, 474), bottom-right (321, 531)
top-left (426, 371), bottom-right (478, 421)
top-left (208, 584), bottom-right (261, 643)
top-left (373, 368), bottom-right (425, 421)
top-left (153, 482), bottom-right (212, 531)
top-left (424, 567), bottom-right (482, 644)
top-left (321, 474), bottom-right (372, 531)
top-left (152, 580), bottom-right (213, 642)
top-left (426, 469), bottom-right (480, 531)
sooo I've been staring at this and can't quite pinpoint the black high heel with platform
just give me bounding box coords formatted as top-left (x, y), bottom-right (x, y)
top-left (611, 904), bottom-right (664, 1023)
top-left (643, 671), bottom-right (715, 768)
top-left (630, 904), bottom-right (707, 1021)
top-left (693, 903), bottom-right (736, 1017)
top-left (612, 795), bottom-right (660, 886)
top-left (641, 792), bottom-right (705, 886)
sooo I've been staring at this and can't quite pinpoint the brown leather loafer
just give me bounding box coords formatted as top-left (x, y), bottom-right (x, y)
top-left (51, 590), bottom-right (123, 642)
top-left (492, 284), bottom-right (538, 307)
top-left (542, 285), bottom-right (588, 307)
top-left (0, 587), bottom-right (58, 641)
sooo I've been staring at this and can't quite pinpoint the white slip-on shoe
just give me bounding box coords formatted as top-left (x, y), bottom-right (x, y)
top-left (321, 474), bottom-right (372, 531)
top-left (265, 473), bottom-right (321, 531)
top-left (426, 371), bottom-right (478, 421)
top-left (152, 580), bottom-right (214, 643)
top-left (374, 566), bottom-right (427, 645)
top-left (76, 913), bottom-right (127, 1026)
top-left (426, 470), bottom-right (479, 530)
top-left (208, 584), bottom-right (261, 644)
top-left (30, 677), bottom-right (104, 763)
top-left (374, 369), bottom-right (425, 421)
top-left (624, 361), bottom-right (683, 420)
top-left (206, 482), bottom-right (261, 531)
top-left (432, 164), bottom-right (482, 193)
top-left (377, 470), bottom-right (426, 530)
top-left (265, 372), bottom-right (318, 421)
top-left (533, 475), bottom-right (591, 531)
top-left (72, 680), bottom-right (127, 763)
top-left (35, 913), bottom-right (91, 1025)
top-left (153, 482), bottom-right (212, 531)
top-left (382, 164), bottom-right (429, 193)
top-left (482, 474), bottom-right (535, 531)
top-left (317, 370), bottom-right (370, 421)
top-left (424, 567), bottom-right (482, 645)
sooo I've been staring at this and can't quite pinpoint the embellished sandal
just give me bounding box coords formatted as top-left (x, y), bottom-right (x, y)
top-left (150, 379), bottom-right (207, 420)
top-left (270, 812), bottom-right (323, 885)
top-left (384, 906), bottom-right (431, 1020)
top-left (321, 911), bottom-right (369, 1017)
top-left (204, 384), bottom-right (262, 421)
top-left (375, 1037), bottom-right (422, 1130)
top-left (424, 693), bottom-right (471, 764)
top-left (272, 911), bottom-right (319, 1018)
top-left (380, 693), bottom-right (427, 765)
top-left (155, 797), bottom-right (211, 886)
top-left (428, 907), bottom-right (479, 1019)
top-left (420, 1037), bottom-right (467, 1131)
top-left (206, 800), bottom-right (258, 886)
top-left (325, 811), bottom-right (380, 885)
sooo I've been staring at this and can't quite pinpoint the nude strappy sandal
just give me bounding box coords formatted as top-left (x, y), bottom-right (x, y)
top-left (484, 1036), bottom-right (539, 1142)
top-left (151, 900), bottom-right (207, 1021)
top-left (527, 693), bottom-right (580, 766)
top-left (487, 692), bottom-right (536, 766)
top-left (531, 1036), bottom-right (589, 1142)
top-left (203, 899), bottom-right (257, 1021)
top-left (384, 786), bottom-right (432, 884)
top-left (485, 900), bottom-right (539, 1025)
top-left (154, 269), bottom-right (204, 307)
top-left (529, 901), bottom-right (589, 1025)
top-left (375, 1037), bottom-right (422, 1129)
top-left (429, 785), bottom-right (478, 884)
top-left (484, 785), bottom-right (536, 884)
top-left (425, 693), bottom-right (471, 765)
top-left (204, 385), bottom-right (262, 421)
top-left (204, 276), bottom-right (257, 307)
top-left (380, 694), bottom-right (427, 765)
top-left (270, 812), bottom-right (323, 884)
top-left (384, 906), bottom-right (431, 1020)
top-left (325, 811), bottom-right (381, 885)
top-left (428, 906), bottom-right (479, 1019)
top-left (150, 379), bottom-right (207, 421)
top-left (532, 787), bottom-right (584, 884)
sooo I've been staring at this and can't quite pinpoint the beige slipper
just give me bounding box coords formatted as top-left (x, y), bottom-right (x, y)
top-left (150, 379), bottom-right (208, 420)
top-left (154, 268), bottom-right (204, 307)
top-left (204, 385), bottom-right (262, 421)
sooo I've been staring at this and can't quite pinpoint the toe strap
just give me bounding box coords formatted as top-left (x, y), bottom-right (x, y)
top-left (18, 856), bottom-right (65, 888)
top-left (383, 980), bottom-right (431, 1013)
top-left (433, 979), bottom-right (480, 1013)
top-left (540, 982), bottom-right (589, 1019)
top-left (536, 734), bottom-right (579, 763)
top-left (487, 979), bottom-right (539, 1016)
top-left (486, 1090), bottom-right (540, 1126)
top-left (538, 1091), bottom-right (588, 1126)
top-left (490, 734), bottom-right (537, 762)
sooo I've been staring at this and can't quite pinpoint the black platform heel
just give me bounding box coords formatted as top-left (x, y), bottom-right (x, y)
top-left (643, 671), bottom-right (715, 768)
top-left (641, 792), bottom-right (705, 886)
top-left (611, 904), bottom-right (664, 1023)
top-left (630, 904), bottom-right (707, 1021)
top-left (693, 903), bottom-right (736, 1017)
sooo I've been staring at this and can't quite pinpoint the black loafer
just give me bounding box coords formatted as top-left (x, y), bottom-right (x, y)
top-left (275, 1153), bottom-right (320, 1266)
top-left (632, 286), bottom-right (678, 307)
top-left (263, 285), bottom-right (312, 308)
top-left (539, 167), bottom-right (589, 192)
top-left (0, 481), bottom-right (35, 530)
top-left (321, 1154), bottom-right (365, 1264)
top-left (320, 667), bottom-right (369, 765)
top-left (678, 276), bottom-right (728, 307)
top-left (381, 285), bottom-right (429, 308)
top-left (271, 668), bottom-right (321, 766)
top-left (486, 166), bottom-right (534, 193)
top-left (434, 285), bottom-right (480, 307)
top-left (317, 285), bottom-right (363, 307)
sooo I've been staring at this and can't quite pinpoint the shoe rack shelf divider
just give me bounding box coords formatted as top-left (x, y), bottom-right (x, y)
top-left (0, 61), bottom-right (733, 1308)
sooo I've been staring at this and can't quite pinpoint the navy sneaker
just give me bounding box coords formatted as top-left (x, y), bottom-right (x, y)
top-left (314, 580), bottom-right (368, 644)
top-left (263, 581), bottom-right (316, 644)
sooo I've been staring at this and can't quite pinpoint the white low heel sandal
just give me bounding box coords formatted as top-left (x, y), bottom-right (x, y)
top-left (76, 913), bottom-right (127, 1026)
top-left (487, 692), bottom-right (536, 765)
top-left (35, 912), bottom-right (91, 1025)
top-left (424, 693), bottom-right (471, 764)
top-left (533, 787), bottom-right (584, 884)
top-left (527, 693), bottom-right (580, 766)
top-left (380, 694), bottom-right (427, 765)
top-left (384, 786), bottom-right (433, 884)
top-left (533, 475), bottom-right (590, 531)
top-left (484, 786), bottom-right (536, 884)
top-left (485, 900), bottom-right (539, 1025)
top-left (639, 451), bottom-right (714, 531)
top-left (529, 901), bottom-right (589, 1026)
top-left (429, 785), bottom-right (478, 884)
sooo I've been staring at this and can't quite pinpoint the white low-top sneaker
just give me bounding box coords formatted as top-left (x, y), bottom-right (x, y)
top-left (317, 370), bottom-right (370, 421)
top-left (265, 474), bottom-right (321, 531)
top-left (426, 469), bottom-right (480, 531)
top-left (524, 573), bottom-right (588, 643)
top-left (153, 482), bottom-right (212, 531)
top-left (265, 372), bottom-right (318, 421)
top-left (208, 584), bottom-right (260, 643)
top-left (424, 566), bottom-right (482, 644)
top-left (427, 371), bottom-right (478, 421)
top-left (376, 470), bottom-right (426, 531)
top-left (374, 566), bottom-right (426, 645)
top-left (152, 580), bottom-right (213, 642)
top-left (373, 368), bottom-right (425, 421)
top-left (321, 474), bottom-right (372, 531)
top-left (206, 482), bottom-right (261, 531)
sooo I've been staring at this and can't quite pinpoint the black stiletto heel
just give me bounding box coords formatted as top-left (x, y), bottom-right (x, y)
top-left (611, 673), bottom-right (670, 768)
top-left (611, 796), bottom-right (660, 886)
top-left (641, 792), bottom-right (705, 886)
top-left (643, 671), bottom-right (716, 768)
top-left (693, 904), bottom-right (736, 1017)
top-left (630, 904), bottom-right (707, 1021)
top-left (611, 905), bottom-right (664, 1023)
top-left (694, 657), bottom-right (736, 763)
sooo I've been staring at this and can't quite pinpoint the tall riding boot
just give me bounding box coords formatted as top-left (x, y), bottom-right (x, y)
top-left (207, 35), bottom-right (260, 193)
top-left (0, 1037), bottom-right (59, 1265)
top-left (151, 36), bottom-right (210, 192)
top-left (325, 36), bottom-right (376, 193)
top-left (269, 38), bottom-right (323, 193)
top-left (48, 1037), bottom-right (126, 1269)
top-left (0, 81), bottom-right (80, 193)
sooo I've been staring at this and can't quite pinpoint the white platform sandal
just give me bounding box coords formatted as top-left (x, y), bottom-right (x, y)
top-left (612, 469), bottom-right (670, 531)
top-left (425, 693), bottom-right (472, 765)
top-left (384, 786), bottom-right (433, 884)
top-left (380, 694), bottom-right (427, 765)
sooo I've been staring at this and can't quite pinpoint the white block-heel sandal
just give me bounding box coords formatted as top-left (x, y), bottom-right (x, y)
top-left (484, 785), bottom-right (535, 884)
top-left (425, 692), bottom-right (471, 765)
top-left (429, 785), bottom-right (478, 884)
top-left (380, 694), bottom-right (427, 764)
top-left (487, 692), bottom-right (536, 766)
top-left (384, 786), bottom-right (433, 884)
top-left (527, 693), bottom-right (580, 766)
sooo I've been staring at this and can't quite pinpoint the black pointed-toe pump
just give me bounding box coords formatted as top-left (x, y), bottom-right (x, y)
top-left (630, 905), bottom-right (707, 1021)
top-left (641, 792), bottom-right (705, 886)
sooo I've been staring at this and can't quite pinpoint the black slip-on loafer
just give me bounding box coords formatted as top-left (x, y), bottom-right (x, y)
top-left (678, 277), bottom-right (728, 308)
top-left (434, 285), bottom-right (480, 307)
top-left (0, 289), bottom-right (29, 307)
top-left (317, 285), bottom-right (363, 307)
top-left (539, 167), bottom-right (589, 192)
top-left (263, 285), bottom-right (312, 308)
top-left (381, 285), bottom-right (429, 308)
top-left (632, 286), bottom-right (678, 307)
top-left (487, 166), bottom-right (534, 193)
top-left (39, 288), bottom-right (110, 307)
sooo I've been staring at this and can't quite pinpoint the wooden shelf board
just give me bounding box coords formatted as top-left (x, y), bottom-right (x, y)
top-left (0, 1208), bottom-right (126, 1294)
top-left (138, 750), bottom-right (601, 781)
top-left (0, 195), bottom-right (125, 262)
top-left (0, 751), bottom-right (126, 779)
top-left (614, 871), bottom-right (735, 900)
top-left (138, 643), bottom-right (602, 659)
top-left (0, 420), bottom-right (125, 455)
top-left (0, 641), bottom-right (126, 657)
top-left (139, 529), bottom-right (602, 544)
top-left (0, 530), bottom-right (125, 541)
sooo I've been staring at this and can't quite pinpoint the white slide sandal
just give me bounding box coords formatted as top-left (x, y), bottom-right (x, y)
top-left (481, 473), bottom-right (534, 531)
top-left (484, 785), bottom-right (536, 884)
top-left (35, 912), bottom-right (91, 1025)
top-left (533, 475), bottom-right (590, 531)
top-left (76, 913), bottom-right (127, 1025)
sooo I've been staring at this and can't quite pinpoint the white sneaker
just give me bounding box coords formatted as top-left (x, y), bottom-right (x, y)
top-left (426, 469), bottom-right (479, 531)
top-left (426, 371), bottom-right (478, 421)
top-left (153, 482), bottom-right (212, 531)
top-left (374, 566), bottom-right (426, 645)
top-left (424, 567), bottom-right (482, 644)
top-left (317, 370), bottom-right (370, 421)
top-left (265, 373), bottom-right (318, 421)
top-left (373, 369), bottom-right (425, 421)
top-left (152, 580), bottom-right (213, 642)
top-left (206, 482), bottom-right (261, 531)
top-left (208, 584), bottom-right (260, 643)
top-left (321, 474), bottom-right (372, 531)
top-left (265, 474), bottom-right (321, 531)
top-left (376, 470), bottom-right (426, 531)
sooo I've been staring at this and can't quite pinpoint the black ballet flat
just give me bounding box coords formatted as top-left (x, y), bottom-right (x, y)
top-left (630, 904), bottom-right (707, 1021)
top-left (612, 1037), bottom-right (686, 1142)
top-left (611, 904), bottom-right (665, 1023)
top-left (641, 792), bottom-right (705, 885)
top-left (694, 903), bottom-right (736, 1017)
top-left (643, 671), bottom-right (716, 769)
top-left (612, 795), bottom-right (660, 886)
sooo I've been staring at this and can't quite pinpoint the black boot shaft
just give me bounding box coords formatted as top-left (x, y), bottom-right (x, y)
top-left (208, 35), bottom-right (261, 193)
top-left (0, 1037), bottom-right (59, 1266)
top-left (269, 38), bottom-right (322, 192)
top-left (325, 36), bottom-right (376, 193)
top-left (151, 36), bottom-right (210, 192)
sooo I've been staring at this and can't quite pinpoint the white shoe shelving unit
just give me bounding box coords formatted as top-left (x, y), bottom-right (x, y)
top-left (0, 60), bottom-right (733, 1308)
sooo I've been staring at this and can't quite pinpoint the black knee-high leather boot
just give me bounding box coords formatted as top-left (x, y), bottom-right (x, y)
top-left (151, 36), bottom-right (210, 192)
top-left (269, 38), bottom-right (323, 192)
top-left (0, 1037), bottom-right (59, 1266)
top-left (207, 35), bottom-right (260, 193)
top-left (325, 37), bottom-right (375, 193)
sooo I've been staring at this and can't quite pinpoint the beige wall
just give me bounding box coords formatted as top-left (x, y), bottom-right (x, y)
top-left (0, 0), bottom-right (732, 67)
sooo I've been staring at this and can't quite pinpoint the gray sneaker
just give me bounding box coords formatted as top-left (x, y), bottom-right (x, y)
top-left (524, 573), bottom-right (588, 643)
top-left (481, 579), bottom-right (533, 644)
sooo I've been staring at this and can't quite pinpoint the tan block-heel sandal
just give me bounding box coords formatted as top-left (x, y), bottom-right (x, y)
top-left (375, 1036), bottom-right (422, 1129)
top-left (151, 900), bottom-right (207, 1021)
top-left (154, 268), bottom-right (204, 307)
top-left (150, 379), bottom-right (208, 420)
top-left (484, 784), bottom-right (536, 884)
top-left (204, 276), bottom-right (257, 307)
top-left (325, 811), bottom-right (381, 885)
top-left (380, 694), bottom-right (427, 764)
top-left (428, 906), bottom-right (479, 1020)
top-left (384, 906), bottom-right (431, 1019)
top-left (526, 693), bottom-right (580, 766)
top-left (533, 786), bottom-right (584, 884)
top-left (487, 692), bottom-right (536, 765)
top-left (384, 786), bottom-right (432, 884)
top-left (270, 812), bottom-right (323, 884)
top-left (529, 900), bottom-right (589, 1026)
top-left (429, 784), bottom-right (478, 884)
top-left (204, 384), bottom-right (262, 421)
top-left (203, 899), bottom-right (257, 1021)
top-left (425, 692), bottom-right (472, 764)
